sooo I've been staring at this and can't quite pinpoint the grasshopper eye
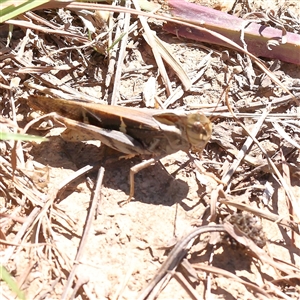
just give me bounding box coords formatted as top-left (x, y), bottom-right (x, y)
top-left (186, 113), bottom-right (212, 152)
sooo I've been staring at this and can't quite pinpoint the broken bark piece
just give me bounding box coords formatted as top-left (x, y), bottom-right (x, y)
top-left (164, 0), bottom-right (300, 65)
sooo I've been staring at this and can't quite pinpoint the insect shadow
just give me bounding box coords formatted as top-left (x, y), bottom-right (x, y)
top-left (103, 155), bottom-right (190, 206)
top-left (29, 137), bottom-right (189, 206)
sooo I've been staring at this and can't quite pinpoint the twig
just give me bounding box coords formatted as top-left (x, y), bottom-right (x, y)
top-left (2, 207), bottom-right (40, 263)
top-left (59, 2), bottom-right (296, 98)
top-left (171, 271), bottom-right (201, 299)
top-left (61, 166), bottom-right (105, 300)
top-left (194, 263), bottom-right (271, 298)
top-left (221, 103), bottom-right (272, 185)
top-left (20, 166), bottom-right (93, 255)
top-left (110, 0), bottom-right (131, 105)
top-left (223, 92), bottom-right (300, 222)
top-left (137, 224), bottom-right (226, 300)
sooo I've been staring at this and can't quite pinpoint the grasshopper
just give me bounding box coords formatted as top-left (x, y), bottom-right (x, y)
top-left (27, 95), bottom-right (212, 204)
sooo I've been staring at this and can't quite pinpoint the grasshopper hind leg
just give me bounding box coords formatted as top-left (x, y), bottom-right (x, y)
top-left (118, 157), bottom-right (157, 206)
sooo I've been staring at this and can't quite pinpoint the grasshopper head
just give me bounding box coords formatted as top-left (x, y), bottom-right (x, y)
top-left (186, 113), bottom-right (212, 153)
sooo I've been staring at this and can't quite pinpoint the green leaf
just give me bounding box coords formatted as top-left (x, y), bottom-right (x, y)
top-left (0, 131), bottom-right (48, 142)
top-left (0, 0), bottom-right (50, 23)
top-left (0, 265), bottom-right (26, 299)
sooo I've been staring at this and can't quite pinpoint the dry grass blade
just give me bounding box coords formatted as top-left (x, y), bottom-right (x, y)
top-left (24, 82), bottom-right (105, 104)
top-left (221, 102), bottom-right (272, 185)
top-left (7, 1), bottom-right (296, 101)
top-left (193, 263), bottom-right (271, 298)
top-left (3, 65), bottom-right (73, 74)
top-left (137, 225), bottom-right (226, 300)
top-left (132, 0), bottom-right (172, 96)
top-left (59, 2), bottom-right (297, 99)
top-left (5, 19), bottom-right (89, 43)
top-left (110, 0), bottom-right (131, 105)
top-left (272, 121), bottom-right (300, 149)
top-left (279, 149), bottom-right (298, 243)
top-left (61, 167), bottom-right (104, 300)
top-left (1, 1), bottom-right (299, 299)
top-left (171, 271), bottom-right (201, 299)
top-left (6, 52), bottom-right (103, 103)
top-left (19, 166), bottom-right (92, 246)
top-left (152, 34), bottom-right (191, 91)
top-left (2, 207), bottom-right (40, 263)
top-left (140, 32), bottom-right (192, 92)
top-left (224, 95), bottom-right (300, 222)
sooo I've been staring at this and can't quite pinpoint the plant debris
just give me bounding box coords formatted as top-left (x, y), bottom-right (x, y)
top-left (0, 0), bottom-right (299, 299)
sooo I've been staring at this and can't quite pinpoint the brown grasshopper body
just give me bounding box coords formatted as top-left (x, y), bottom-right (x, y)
top-left (28, 95), bottom-right (212, 204)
